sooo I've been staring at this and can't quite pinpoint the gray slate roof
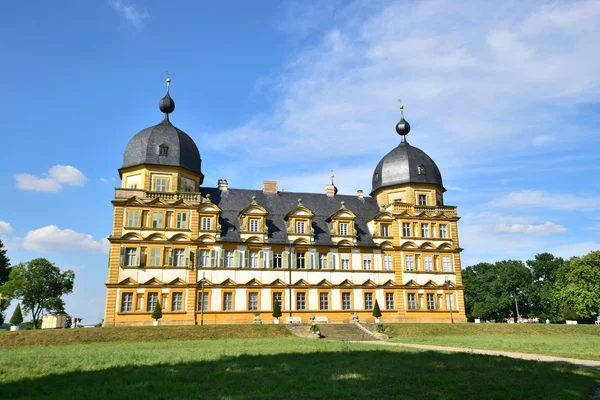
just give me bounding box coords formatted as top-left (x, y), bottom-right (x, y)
top-left (121, 119), bottom-right (202, 175)
top-left (201, 188), bottom-right (382, 247)
top-left (371, 141), bottom-right (444, 194)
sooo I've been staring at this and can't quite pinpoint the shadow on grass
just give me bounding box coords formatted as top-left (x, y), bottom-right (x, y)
top-left (3, 349), bottom-right (599, 400)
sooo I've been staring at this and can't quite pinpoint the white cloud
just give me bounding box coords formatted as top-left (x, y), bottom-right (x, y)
top-left (0, 221), bottom-right (13, 235)
top-left (533, 135), bottom-right (558, 146)
top-left (552, 242), bottom-right (600, 259)
top-left (493, 221), bottom-right (566, 235)
top-left (22, 226), bottom-right (109, 254)
top-left (15, 165), bottom-right (87, 192)
top-left (490, 190), bottom-right (600, 211)
top-left (109, 0), bottom-right (148, 30)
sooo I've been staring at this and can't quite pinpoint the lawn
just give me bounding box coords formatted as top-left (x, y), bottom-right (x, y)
top-left (1, 331), bottom-right (600, 399)
top-left (385, 323), bottom-right (600, 361)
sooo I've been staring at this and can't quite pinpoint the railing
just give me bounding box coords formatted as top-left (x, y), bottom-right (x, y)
top-left (391, 203), bottom-right (457, 216)
top-left (115, 188), bottom-right (203, 202)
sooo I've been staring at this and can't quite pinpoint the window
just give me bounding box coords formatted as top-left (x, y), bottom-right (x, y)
top-left (384, 254), bottom-right (393, 271)
top-left (198, 292), bottom-right (208, 311)
top-left (418, 164), bottom-right (426, 175)
top-left (363, 255), bottom-right (372, 270)
top-left (147, 292), bottom-right (159, 312)
top-left (273, 292), bottom-right (282, 309)
top-left (162, 294), bottom-right (168, 310)
top-left (176, 212), bottom-right (188, 229)
top-left (121, 293), bottom-right (133, 312)
top-left (439, 224), bottom-right (447, 238)
top-left (249, 219), bottom-right (259, 232)
top-left (319, 293), bottom-right (329, 310)
top-left (445, 294), bottom-right (454, 310)
top-left (296, 252), bottom-right (305, 269)
top-left (201, 217), bottom-right (211, 231)
top-left (342, 292), bottom-right (351, 310)
top-left (364, 293), bottom-right (373, 310)
top-left (442, 256), bottom-right (452, 272)
top-left (421, 224), bottom-right (429, 238)
top-left (172, 293), bottom-right (183, 311)
top-left (199, 250), bottom-right (209, 267)
top-left (339, 223), bottom-right (348, 236)
top-left (249, 251), bottom-right (259, 268)
top-left (155, 177), bottom-right (168, 192)
top-left (403, 223), bottom-right (411, 237)
top-left (424, 256), bottom-right (433, 272)
top-left (319, 253), bottom-right (327, 269)
top-left (341, 254), bottom-right (350, 270)
top-left (418, 194), bottom-right (427, 206)
top-left (248, 292), bottom-right (259, 311)
top-left (152, 212), bottom-right (164, 228)
top-left (386, 293), bottom-right (394, 310)
top-left (149, 248), bottom-right (161, 266)
top-left (380, 225), bottom-right (389, 237)
top-left (296, 292), bottom-right (306, 310)
top-left (127, 210), bottom-right (140, 227)
top-left (296, 221), bottom-right (305, 234)
top-left (124, 248), bottom-right (137, 266)
top-left (273, 252), bottom-right (282, 268)
top-left (427, 293), bottom-right (436, 310)
top-left (405, 255), bottom-right (414, 271)
top-left (158, 144), bottom-right (168, 156)
top-left (408, 293), bottom-right (417, 310)
top-left (225, 250), bottom-right (234, 268)
top-left (374, 173), bottom-right (379, 183)
top-left (223, 292), bottom-right (233, 311)
top-left (174, 249), bottom-right (186, 267)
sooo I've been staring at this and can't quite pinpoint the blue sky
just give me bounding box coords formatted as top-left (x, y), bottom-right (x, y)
top-left (1, 0), bottom-right (599, 324)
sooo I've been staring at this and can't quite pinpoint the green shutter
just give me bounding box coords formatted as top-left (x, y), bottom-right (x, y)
top-left (210, 249), bottom-right (216, 267)
top-left (259, 251), bottom-right (264, 268)
top-left (168, 249), bottom-right (174, 266)
top-left (283, 251), bottom-right (288, 269)
top-left (134, 249), bottom-right (140, 266)
top-left (184, 248), bottom-right (190, 267)
top-left (307, 252), bottom-right (313, 269)
top-left (219, 249), bottom-right (225, 267)
top-left (244, 251), bottom-right (249, 268)
top-left (195, 249), bottom-right (200, 267)
top-left (119, 247), bottom-right (125, 266)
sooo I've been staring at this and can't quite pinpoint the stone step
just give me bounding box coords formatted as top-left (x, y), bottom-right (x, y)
top-left (317, 323), bottom-right (374, 341)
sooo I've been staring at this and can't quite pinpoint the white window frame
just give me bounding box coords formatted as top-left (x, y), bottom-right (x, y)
top-left (174, 248), bottom-right (186, 267)
top-left (151, 212), bottom-right (163, 228)
top-left (176, 212), bottom-right (188, 229)
top-left (172, 292), bottom-right (183, 311)
top-left (249, 251), bottom-right (259, 268)
top-left (199, 250), bottom-right (210, 267)
top-left (319, 292), bottom-right (329, 310)
top-left (442, 256), bottom-right (452, 272)
top-left (248, 292), bottom-right (259, 311)
top-left (380, 225), bottom-right (389, 237)
top-left (198, 292), bottom-right (209, 311)
top-left (386, 292), bottom-right (394, 310)
top-left (384, 254), bottom-right (393, 271)
top-left (364, 293), bottom-right (373, 310)
top-left (418, 194), bottom-right (427, 206)
top-left (408, 293), bottom-right (417, 310)
top-left (363, 255), bottom-right (372, 270)
top-left (121, 292), bottom-right (133, 312)
top-left (223, 292), bottom-right (233, 311)
top-left (296, 221), bottom-right (305, 234)
top-left (201, 217), bottom-right (211, 231)
top-left (339, 223), bottom-right (348, 236)
top-left (225, 250), bottom-right (234, 268)
top-left (273, 252), bottom-right (282, 268)
top-left (405, 255), bottom-right (414, 271)
top-left (342, 292), bottom-right (351, 310)
top-left (249, 219), bottom-right (259, 232)
top-left (341, 254), bottom-right (350, 270)
top-left (427, 293), bottom-right (436, 310)
top-left (155, 177), bottom-right (168, 192)
top-left (125, 248), bottom-right (137, 266)
top-left (319, 253), bottom-right (327, 270)
top-left (445, 293), bottom-right (454, 310)
top-left (296, 252), bottom-right (305, 269)
top-left (424, 256), bottom-right (433, 272)
top-left (146, 292), bottom-right (159, 312)
top-left (439, 224), bottom-right (448, 238)
top-left (402, 223), bottom-right (411, 237)
top-left (296, 292), bottom-right (306, 310)
top-left (421, 224), bottom-right (429, 238)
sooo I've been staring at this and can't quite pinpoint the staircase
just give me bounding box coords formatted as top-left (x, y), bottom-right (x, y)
top-left (318, 323), bottom-right (376, 341)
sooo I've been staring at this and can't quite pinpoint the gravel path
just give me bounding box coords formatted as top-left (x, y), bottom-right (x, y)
top-left (356, 341), bottom-right (600, 370)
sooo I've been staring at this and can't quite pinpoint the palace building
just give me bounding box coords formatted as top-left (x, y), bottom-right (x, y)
top-left (103, 79), bottom-right (467, 326)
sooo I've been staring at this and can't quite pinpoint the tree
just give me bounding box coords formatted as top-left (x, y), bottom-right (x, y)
top-left (152, 300), bottom-right (162, 321)
top-left (0, 239), bottom-right (11, 325)
top-left (372, 299), bottom-right (382, 318)
top-left (495, 260), bottom-right (532, 322)
top-left (527, 253), bottom-right (564, 320)
top-left (10, 303), bottom-right (23, 325)
top-left (553, 251), bottom-right (600, 319)
top-left (272, 300), bottom-right (282, 319)
top-left (0, 258), bottom-right (74, 329)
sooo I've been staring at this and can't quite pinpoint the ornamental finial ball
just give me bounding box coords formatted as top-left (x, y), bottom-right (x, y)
top-left (166, 77), bottom-right (171, 83)
top-left (399, 104), bottom-right (404, 110)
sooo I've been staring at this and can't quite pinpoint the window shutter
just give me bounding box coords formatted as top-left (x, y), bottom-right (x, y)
top-left (195, 249), bottom-right (200, 267)
top-left (283, 251), bottom-right (288, 269)
top-left (233, 250), bottom-right (238, 268)
top-left (140, 249), bottom-right (147, 267)
top-left (259, 250), bottom-right (264, 268)
top-left (210, 249), bottom-right (216, 267)
top-left (244, 251), bottom-right (249, 268)
top-left (184, 247), bottom-right (190, 267)
top-left (269, 252), bottom-right (274, 268)
top-left (134, 249), bottom-right (140, 266)
top-left (307, 253), bottom-right (313, 269)
top-left (219, 249), bottom-right (225, 267)
top-left (290, 249), bottom-right (296, 269)
top-left (168, 249), bottom-right (174, 266)
top-left (119, 247), bottom-right (125, 266)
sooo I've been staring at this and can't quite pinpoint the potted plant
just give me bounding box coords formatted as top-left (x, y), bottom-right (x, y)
top-left (10, 303), bottom-right (24, 331)
top-left (272, 300), bottom-right (282, 324)
top-left (310, 323), bottom-right (320, 337)
top-left (372, 299), bottom-right (382, 324)
top-left (152, 300), bottom-right (162, 326)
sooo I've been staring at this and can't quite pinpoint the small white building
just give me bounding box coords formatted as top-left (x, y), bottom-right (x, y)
top-left (41, 312), bottom-right (68, 329)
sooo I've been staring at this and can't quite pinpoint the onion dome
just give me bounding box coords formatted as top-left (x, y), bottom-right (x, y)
top-left (371, 103), bottom-right (444, 195)
top-left (120, 78), bottom-right (203, 178)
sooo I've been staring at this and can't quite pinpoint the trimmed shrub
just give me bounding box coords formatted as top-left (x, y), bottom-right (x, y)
top-left (10, 303), bottom-right (24, 325)
top-left (272, 300), bottom-right (282, 318)
top-left (372, 299), bottom-right (382, 318)
top-left (152, 300), bottom-right (163, 321)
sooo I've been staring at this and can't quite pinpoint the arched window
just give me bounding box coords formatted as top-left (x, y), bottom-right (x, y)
top-left (418, 164), bottom-right (426, 175)
top-left (158, 144), bottom-right (168, 156)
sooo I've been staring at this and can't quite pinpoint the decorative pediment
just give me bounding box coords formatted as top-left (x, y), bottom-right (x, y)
top-left (316, 279), bottom-right (332, 287)
top-left (292, 279), bottom-right (309, 287)
top-left (404, 280), bottom-right (419, 287)
top-left (369, 210), bottom-right (394, 223)
top-left (379, 241), bottom-right (394, 249)
top-left (220, 278), bottom-right (236, 286)
top-left (337, 239), bottom-right (354, 247)
top-left (361, 279), bottom-right (376, 287)
top-left (238, 196), bottom-right (268, 218)
top-left (198, 234), bottom-right (216, 243)
top-left (123, 197), bottom-right (145, 205)
top-left (118, 277), bottom-right (138, 286)
top-left (423, 280), bottom-right (439, 288)
top-left (326, 201), bottom-right (357, 222)
top-left (269, 279), bottom-right (287, 287)
top-left (167, 278), bottom-right (187, 286)
top-left (420, 242), bottom-right (435, 249)
top-left (145, 233), bottom-right (167, 241)
top-left (245, 278), bottom-right (263, 286)
top-left (142, 277), bottom-right (163, 286)
top-left (382, 279), bottom-right (396, 287)
top-left (400, 241), bottom-right (418, 249)
top-left (339, 279), bottom-right (354, 287)
top-left (171, 199), bottom-right (192, 207)
top-left (443, 280), bottom-right (458, 288)
top-left (122, 233), bottom-right (143, 240)
top-left (437, 243), bottom-right (453, 250)
top-left (171, 234), bottom-right (191, 242)
top-left (284, 198), bottom-right (315, 220)
top-left (147, 198), bottom-right (170, 206)
top-left (199, 203), bottom-right (221, 213)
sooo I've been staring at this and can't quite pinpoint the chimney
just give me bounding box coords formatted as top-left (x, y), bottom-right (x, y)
top-left (357, 190), bottom-right (364, 200)
top-left (325, 184), bottom-right (336, 197)
top-left (262, 181), bottom-right (278, 194)
top-left (218, 179), bottom-right (229, 191)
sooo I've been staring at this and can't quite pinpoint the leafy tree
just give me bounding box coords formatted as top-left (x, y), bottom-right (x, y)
top-left (527, 253), bottom-right (564, 320)
top-left (553, 251), bottom-right (600, 319)
top-left (561, 304), bottom-right (578, 321)
top-left (0, 258), bottom-right (74, 329)
top-left (495, 260), bottom-right (532, 322)
top-left (152, 300), bottom-right (162, 321)
top-left (372, 299), bottom-right (382, 318)
top-left (10, 303), bottom-right (23, 325)
top-left (272, 300), bottom-right (282, 319)
top-left (0, 239), bottom-right (11, 324)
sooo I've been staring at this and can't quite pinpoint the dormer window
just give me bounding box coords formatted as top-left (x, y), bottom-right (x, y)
top-left (158, 144), bottom-right (169, 156)
top-left (339, 223), bottom-right (348, 236)
top-left (380, 224), bottom-right (389, 237)
top-left (418, 164), bottom-right (426, 175)
top-left (249, 219), bottom-right (259, 232)
top-left (418, 194), bottom-right (427, 206)
top-left (296, 221), bottom-right (305, 234)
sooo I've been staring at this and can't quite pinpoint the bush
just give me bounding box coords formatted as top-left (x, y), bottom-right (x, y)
top-left (10, 304), bottom-right (24, 325)
top-left (376, 323), bottom-right (385, 333)
top-left (372, 300), bottom-right (382, 318)
top-left (152, 300), bottom-right (162, 321)
top-left (310, 324), bottom-right (319, 333)
top-left (272, 300), bottom-right (282, 318)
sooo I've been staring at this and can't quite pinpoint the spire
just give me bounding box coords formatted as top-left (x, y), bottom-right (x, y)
top-left (330, 170), bottom-right (338, 195)
top-left (159, 74), bottom-right (175, 122)
top-left (395, 99), bottom-right (411, 143)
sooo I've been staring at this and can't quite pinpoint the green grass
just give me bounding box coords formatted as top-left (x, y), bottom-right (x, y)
top-left (385, 323), bottom-right (600, 360)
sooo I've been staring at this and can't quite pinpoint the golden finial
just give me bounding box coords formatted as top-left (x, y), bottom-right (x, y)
top-left (340, 200), bottom-right (346, 208)
top-left (397, 98), bottom-right (405, 116)
top-left (330, 170), bottom-right (335, 185)
top-left (298, 198), bottom-right (302, 204)
top-left (166, 71), bottom-right (171, 90)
